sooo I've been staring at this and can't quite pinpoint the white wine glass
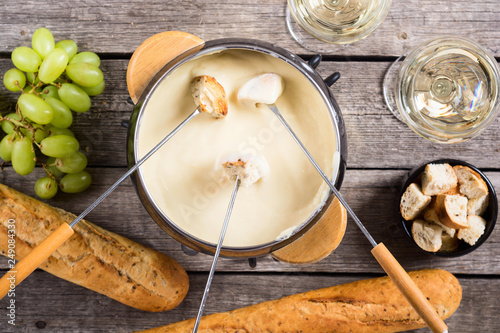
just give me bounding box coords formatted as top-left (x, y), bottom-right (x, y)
top-left (286, 0), bottom-right (392, 52)
top-left (383, 36), bottom-right (500, 143)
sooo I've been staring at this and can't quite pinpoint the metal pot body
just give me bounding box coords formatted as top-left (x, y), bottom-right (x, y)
top-left (127, 38), bottom-right (348, 258)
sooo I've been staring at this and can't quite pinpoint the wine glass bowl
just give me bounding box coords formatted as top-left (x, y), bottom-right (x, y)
top-left (384, 36), bottom-right (500, 143)
top-left (286, 0), bottom-right (392, 51)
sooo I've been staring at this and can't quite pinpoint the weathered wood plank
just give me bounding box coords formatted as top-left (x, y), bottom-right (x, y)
top-left (1, 168), bottom-right (498, 274)
top-left (1, 59), bottom-right (500, 170)
top-left (0, 0), bottom-right (499, 57)
top-left (0, 271), bottom-right (495, 332)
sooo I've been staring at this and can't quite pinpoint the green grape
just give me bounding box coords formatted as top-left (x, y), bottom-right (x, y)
top-left (78, 80), bottom-right (105, 96)
top-left (32, 27), bottom-right (55, 59)
top-left (3, 68), bottom-right (27, 92)
top-left (34, 177), bottom-right (58, 199)
top-left (45, 125), bottom-right (75, 137)
top-left (45, 156), bottom-right (65, 179)
top-left (59, 170), bottom-right (92, 193)
top-left (34, 126), bottom-right (48, 143)
top-left (40, 134), bottom-right (79, 158)
top-left (58, 83), bottom-right (91, 113)
top-left (69, 52), bottom-right (100, 67)
top-left (11, 136), bottom-right (36, 175)
top-left (40, 85), bottom-right (59, 99)
top-left (38, 48), bottom-right (69, 83)
top-left (65, 62), bottom-right (103, 87)
top-left (55, 40), bottom-right (78, 60)
top-left (21, 124), bottom-right (47, 143)
top-left (11, 46), bottom-right (42, 73)
top-left (18, 93), bottom-right (54, 124)
top-left (45, 97), bottom-right (73, 129)
top-left (55, 151), bottom-right (87, 173)
top-left (0, 133), bottom-right (16, 162)
top-left (26, 72), bottom-right (39, 85)
top-left (23, 85), bottom-right (39, 94)
top-left (1, 113), bottom-right (22, 134)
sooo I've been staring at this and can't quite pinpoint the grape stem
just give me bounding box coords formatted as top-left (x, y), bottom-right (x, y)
top-left (41, 163), bottom-right (59, 183)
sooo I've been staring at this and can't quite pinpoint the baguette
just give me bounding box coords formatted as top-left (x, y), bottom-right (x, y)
top-left (421, 163), bottom-right (458, 196)
top-left (400, 183), bottom-right (431, 220)
top-left (457, 215), bottom-right (487, 246)
top-left (411, 219), bottom-right (443, 252)
top-left (435, 194), bottom-right (468, 229)
top-left (136, 269), bottom-right (461, 333)
top-left (0, 183), bottom-right (189, 312)
top-left (453, 165), bottom-right (488, 199)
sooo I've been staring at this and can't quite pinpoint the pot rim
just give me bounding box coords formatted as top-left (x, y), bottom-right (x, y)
top-left (128, 38), bottom-right (348, 257)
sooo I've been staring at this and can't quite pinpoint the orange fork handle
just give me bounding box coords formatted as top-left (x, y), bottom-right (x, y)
top-left (0, 223), bottom-right (74, 299)
top-left (372, 243), bottom-right (448, 333)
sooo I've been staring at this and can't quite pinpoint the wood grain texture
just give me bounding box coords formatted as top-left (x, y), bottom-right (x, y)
top-left (272, 197), bottom-right (347, 264)
top-left (0, 2), bottom-right (499, 331)
top-left (0, 1), bottom-right (499, 57)
top-left (0, 271), bottom-right (495, 333)
top-left (1, 59), bottom-right (500, 170)
top-left (0, 168), bottom-right (498, 275)
top-left (127, 31), bottom-right (204, 103)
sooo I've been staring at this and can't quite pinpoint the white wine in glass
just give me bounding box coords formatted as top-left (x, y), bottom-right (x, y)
top-left (384, 36), bottom-right (500, 143)
top-left (287, 0), bottom-right (392, 51)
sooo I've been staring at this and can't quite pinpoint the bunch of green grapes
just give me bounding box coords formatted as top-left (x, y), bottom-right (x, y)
top-left (0, 27), bottom-right (104, 199)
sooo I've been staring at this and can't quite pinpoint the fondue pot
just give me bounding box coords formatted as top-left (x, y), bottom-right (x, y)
top-left (126, 32), bottom-right (348, 259)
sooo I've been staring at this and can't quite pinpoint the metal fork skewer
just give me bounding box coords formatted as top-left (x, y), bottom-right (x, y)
top-left (267, 104), bottom-right (376, 246)
top-left (192, 176), bottom-right (240, 333)
top-left (70, 108), bottom-right (200, 228)
top-left (266, 103), bottom-right (447, 333)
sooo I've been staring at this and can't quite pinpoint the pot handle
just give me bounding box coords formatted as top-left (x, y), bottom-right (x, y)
top-left (126, 31), bottom-right (205, 104)
top-left (324, 72), bottom-right (341, 87)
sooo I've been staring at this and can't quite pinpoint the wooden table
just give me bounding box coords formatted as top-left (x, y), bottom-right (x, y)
top-left (1, 1), bottom-right (499, 332)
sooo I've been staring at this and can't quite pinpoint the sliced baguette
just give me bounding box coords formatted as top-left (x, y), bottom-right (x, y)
top-left (440, 233), bottom-right (459, 252)
top-left (457, 215), bottom-right (487, 246)
top-left (467, 194), bottom-right (489, 216)
top-left (411, 219), bottom-right (443, 252)
top-left (400, 183), bottom-right (431, 220)
top-left (435, 194), bottom-right (469, 229)
top-left (423, 207), bottom-right (456, 237)
top-left (0, 183), bottom-right (189, 312)
top-left (453, 165), bottom-right (488, 199)
top-left (135, 269), bottom-right (462, 333)
top-left (421, 163), bottom-right (458, 196)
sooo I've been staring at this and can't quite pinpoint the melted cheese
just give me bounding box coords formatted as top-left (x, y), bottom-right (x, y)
top-left (137, 49), bottom-right (339, 247)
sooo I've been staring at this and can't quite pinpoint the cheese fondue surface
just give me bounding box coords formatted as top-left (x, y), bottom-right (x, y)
top-left (137, 49), bottom-right (339, 247)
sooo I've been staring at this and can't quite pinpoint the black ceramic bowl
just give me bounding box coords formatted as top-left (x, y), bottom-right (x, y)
top-left (400, 159), bottom-right (497, 257)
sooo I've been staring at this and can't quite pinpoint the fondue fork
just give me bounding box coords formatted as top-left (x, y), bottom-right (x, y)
top-left (192, 155), bottom-right (268, 332)
top-left (0, 75), bottom-right (228, 299)
top-left (238, 73), bottom-right (448, 333)
top-left (192, 176), bottom-right (240, 333)
top-left (268, 104), bottom-right (448, 333)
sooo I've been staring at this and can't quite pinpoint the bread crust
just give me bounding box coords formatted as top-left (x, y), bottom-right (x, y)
top-left (453, 165), bottom-right (488, 199)
top-left (135, 269), bottom-right (461, 333)
top-left (435, 194), bottom-right (468, 229)
top-left (411, 219), bottom-right (443, 252)
top-left (190, 75), bottom-right (228, 118)
top-left (0, 183), bottom-right (189, 312)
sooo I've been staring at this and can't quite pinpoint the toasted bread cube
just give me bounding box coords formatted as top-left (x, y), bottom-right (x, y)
top-left (457, 215), bottom-right (487, 246)
top-left (412, 219), bottom-right (443, 252)
top-left (467, 194), bottom-right (489, 216)
top-left (421, 163), bottom-right (458, 196)
top-left (400, 183), bottom-right (431, 220)
top-left (440, 233), bottom-right (459, 252)
top-left (423, 207), bottom-right (456, 237)
top-left (453, 165), bottom-right (489, 199)
top-left (435, 194), bottom-right (468, 229)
